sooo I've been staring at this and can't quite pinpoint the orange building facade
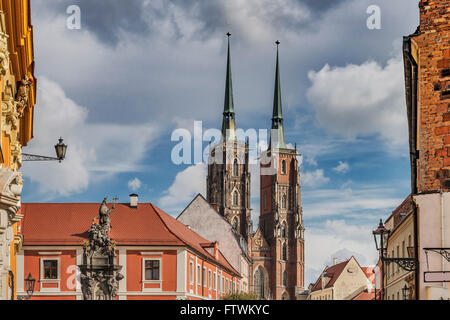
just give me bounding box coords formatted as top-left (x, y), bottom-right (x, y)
top-left (19, 201), bottom-right (241, 300)
top-left (0, 0), bottom-right (36, 300)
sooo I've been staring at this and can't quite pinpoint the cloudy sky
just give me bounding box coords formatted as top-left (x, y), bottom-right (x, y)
top-left (23, 0), bottom-right (420, 285)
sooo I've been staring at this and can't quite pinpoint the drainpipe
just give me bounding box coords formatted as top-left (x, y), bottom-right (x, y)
top-left (412, 198), bottom-right (419, 300)
top-left (440, 190), bottom-right (445, 288)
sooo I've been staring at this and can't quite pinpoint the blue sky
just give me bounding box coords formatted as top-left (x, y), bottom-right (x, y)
top-left (22, 0), bottom-right (419, 285)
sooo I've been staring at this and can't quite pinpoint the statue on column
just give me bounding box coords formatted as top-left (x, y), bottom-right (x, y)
top-left (79, 197), bottom-right (123, 300)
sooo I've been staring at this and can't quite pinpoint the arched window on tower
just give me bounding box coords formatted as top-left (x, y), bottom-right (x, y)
top-left (282, 242), bottom-right (287, 261)
top-left (281, 222), bottom-right (287, 238)
top-left (281, 194), bottom-right (287, 209)
top-left (254, 267), bottom-right (265, 299)
top-left (233, 159), bottom-right (239, 176)
top-left (233, 191), bottom-right (238, 206)
top-left (282, 270), bottom-right (287, 287)
top-left (281, 159), bottom-right (286, 175)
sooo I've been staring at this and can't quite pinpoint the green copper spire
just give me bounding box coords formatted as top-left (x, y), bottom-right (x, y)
top-left (271, 40), bottom-right (286, 149)
top-left (222, 32), bottom-right (236, 141)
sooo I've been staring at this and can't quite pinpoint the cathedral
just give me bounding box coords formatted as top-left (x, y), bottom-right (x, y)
top-left (206, 34), bottom-right (305, 300)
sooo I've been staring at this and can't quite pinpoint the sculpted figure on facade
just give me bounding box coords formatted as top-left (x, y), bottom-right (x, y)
top-left (15, 75), bottom-right (33, 118)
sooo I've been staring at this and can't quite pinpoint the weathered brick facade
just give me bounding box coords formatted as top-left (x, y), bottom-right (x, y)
top-left (407, 0), bottom-right (450, 192)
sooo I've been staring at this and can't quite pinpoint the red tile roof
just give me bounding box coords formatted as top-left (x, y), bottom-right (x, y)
top-left (310, 259), bottom-right (349, 292)
top-left (362, 267), bottom-right (375, 285)
top-left (352, 290), bottom-right (375, 300)
top-left (21, 202), bottom-right (240, 276)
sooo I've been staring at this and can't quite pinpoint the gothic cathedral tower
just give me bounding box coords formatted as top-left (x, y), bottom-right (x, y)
top-left (207, 33), bottom-right (252, 239)
top-left (253, 41), bottom-right (305, 300)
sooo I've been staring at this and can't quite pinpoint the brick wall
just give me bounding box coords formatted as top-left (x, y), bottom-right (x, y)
top-left (413, 0), bottom-right (450, 191)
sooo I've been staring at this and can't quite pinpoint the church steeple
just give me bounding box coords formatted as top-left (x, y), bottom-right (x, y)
top-left (222, 32), bottom-right (236, 141)
top-left (270, 40), bottom-right (286, 149)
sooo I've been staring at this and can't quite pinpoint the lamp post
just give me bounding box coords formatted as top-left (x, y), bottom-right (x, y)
top-left (373, 219), bottom-right (388, 300)
top-left (22, 137), bottom-right (67, 162)
top-left (373, 219), bottom-right (418, 300)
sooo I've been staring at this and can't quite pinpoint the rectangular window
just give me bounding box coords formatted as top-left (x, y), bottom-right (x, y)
top-left (197, 266), bottom-right (201, 285)
top-left (43, 260), bottom-right (58, 279)
top-left (402, 240), bottom-right (405, 258)
top-left (144, 260), bottom-right (160, 280)
top-left (396, 246), bottom-right (400, 272)
top-left (213, 272), bottom-right (217, 290)
top-left (208, 270), bottom-right (212, 289)
top-left (203, 267), bottom-right (207, 287)
top-left (190, 262), bottom-right (194, 284)
top-left (222, 276), bottom-right (224, 293)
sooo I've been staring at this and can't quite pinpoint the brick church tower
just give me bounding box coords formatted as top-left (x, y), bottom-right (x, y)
top-left (250, 41), bottom-right (305, 300)
top-left (207, 33), bottom-right (252, 239)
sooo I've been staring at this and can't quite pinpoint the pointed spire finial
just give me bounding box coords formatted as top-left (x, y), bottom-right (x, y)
top-left (270, 39), bottom-right (286, 149)
top-left (222, 32), bottom-right (236, 141)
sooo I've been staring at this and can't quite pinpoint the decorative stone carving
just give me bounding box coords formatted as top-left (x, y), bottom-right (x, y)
top-left (15, 75), bottom-right (33, 118)
top-left (79, 197), bottom-right (123, 300)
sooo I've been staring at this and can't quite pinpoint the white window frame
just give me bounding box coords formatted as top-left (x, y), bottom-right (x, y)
top-left (189, 261), bottom-right (194, 285)
top-left (203, 266), bottom-right (207, 288)
top-left (208, 270), bottom-right (212, 289)
top-left (142, 258), bottom-right (162, 292)
top-left (40, 257), bottom-right (60, 292)
top-left (197, 264), bottom-right (201, 286)
top-left (213, 272), bottom-right (217, 290)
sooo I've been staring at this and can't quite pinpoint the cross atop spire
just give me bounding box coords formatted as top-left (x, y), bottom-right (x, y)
top-left (271, 40), bottom-right (286, 149)
top-left (222, 32), bottom-right (236, 141)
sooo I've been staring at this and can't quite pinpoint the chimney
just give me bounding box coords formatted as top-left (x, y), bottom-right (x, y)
top-left (129, 193), bottom-right (138, 208)
top-left (214, 241), bottom-right (219, 260)
top-left (333, 258), bottom-right (338, 265)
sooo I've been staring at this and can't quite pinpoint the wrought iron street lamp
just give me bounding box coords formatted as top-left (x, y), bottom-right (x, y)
top-left (402, 284), bottom-right (410, 300)
top-left (373, 219), bottom-right (418, 300)
top-left (22, 137), bottom-right (67, 162)
top-left (16, 272), bottom-right (35, 300)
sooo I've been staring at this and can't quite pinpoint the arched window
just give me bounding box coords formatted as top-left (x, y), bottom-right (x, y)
top-left (282, 291), bottom-right (289, 300)
top-left (281, 222), bottom-right (287, 238)
top-left (282, 242), bottom-right (287, 261)
top-left (281, 194), bottom-right (287, 209)
top-left (232, 217), bottom-right (238, 231)
top-left (281, 160), bottom-right (286, 174)
top-left (254, 267), bottom-right (265, 299)
top-left (233, 191), bottom-right (238, 206)
top-left (233, 159), bottom-right (239, 176)
top-left (282, 271), bottom-right (287, 287)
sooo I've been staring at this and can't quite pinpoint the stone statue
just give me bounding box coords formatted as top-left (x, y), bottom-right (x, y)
top-left (15, 75), bottom-right (33, 117)
top-left (80, 273), bottom-right (94, 300)
top-left (79, 197), bottom-right (123, 300)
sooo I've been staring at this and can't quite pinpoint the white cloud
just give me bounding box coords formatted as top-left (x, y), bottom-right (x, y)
top-left (301, 169), bottom-right (330, 188)
top-left (303, 185), bottom-right (404, 218)
top-left (305, 219), bottom-right (378, 285)
top-left (159, 163), bottom-right (207, 213)
top-left (128, 178), bottom-right (142, 192)
top-left (21, 77), bottom-right (160, 197)
top-left (306, 54), bottom-right (408, 150)
top-left (333, 161), bottom-right (350, 173)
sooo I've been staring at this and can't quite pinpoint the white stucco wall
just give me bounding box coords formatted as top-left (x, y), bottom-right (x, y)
top-left (177, 195), bottom-right (250, 292)
top-left (415, 192), bottom-right (450, 300)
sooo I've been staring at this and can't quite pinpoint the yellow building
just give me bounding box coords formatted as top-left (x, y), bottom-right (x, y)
top-left (307, 257), bottom-right (374, 300)
top-left (383, 196), bottom-right (416, 300)
top-left (0, 0), bottom-right (36, 300)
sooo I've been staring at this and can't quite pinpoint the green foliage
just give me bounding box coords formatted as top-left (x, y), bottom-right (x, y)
top-left (221, 292), bottom-right (260, 300)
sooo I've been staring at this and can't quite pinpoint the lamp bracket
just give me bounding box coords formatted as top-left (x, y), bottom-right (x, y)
top-left (22, 153), bottom-right (60, 162)
top-left (423, 248), bottom-right (450, 263)
top-left (383, 257), bottom-right (418, 272)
